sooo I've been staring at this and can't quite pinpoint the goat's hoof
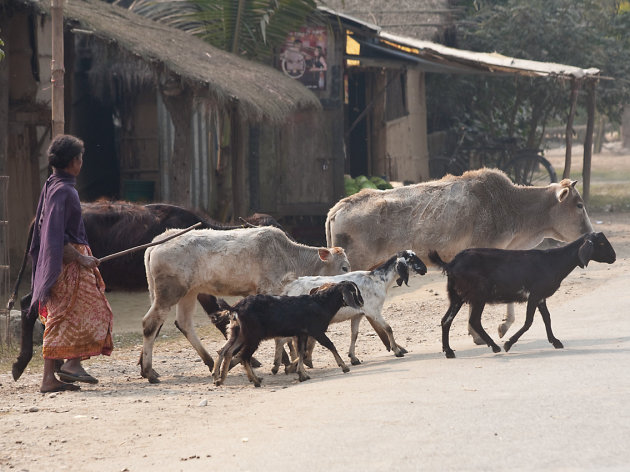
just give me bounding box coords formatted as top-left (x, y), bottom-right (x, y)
top-left (491, 345), bottom-right (501, 353)
top-left (304, 359), bottom-right (313, 369)
top-left (298, 374), bottom-right (311, 382)
top-left (350, 358), bottom-right (361, 366)
top-left (444, 350), bottom-right (456, 359)
top-left (504, 342), bottom-right (513, 352)
top-left (271, 365), bottom-right (279, 375)
top-left (253, 382), bottom-right (261, 388)
top-left (214, 379), bottom-right (223, 387)
top-left (394, 350), bottom-right (405, 358)
top-left (552, 340), bottom-right (564, 349)
top-left (399, 346), bottom-right (408, 355)
top-left (251, 357), bottom-right (262, 368)
top-left (342, 366), bottom-right (350, 373)
top-left (148, 375), bottom-right (160, 384)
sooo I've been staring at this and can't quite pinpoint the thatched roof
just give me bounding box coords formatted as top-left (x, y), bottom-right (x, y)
top-left (23, 0), bottom-right (321, 122)
top-left (319, 0), bottom-right (454, 42)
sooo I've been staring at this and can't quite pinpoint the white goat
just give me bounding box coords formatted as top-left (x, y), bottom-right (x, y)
top-left (275, 250), bottom-right (427, 371)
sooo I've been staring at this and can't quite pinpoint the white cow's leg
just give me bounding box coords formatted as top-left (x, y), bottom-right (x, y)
top-left (498, 303), bottom-right (516, 338)
top-left (140, 302), bottom-right (170, 383)
top-left (174, 293), bottom-right (215, 372)
top-left (348, 316), bottom-right (363, 365)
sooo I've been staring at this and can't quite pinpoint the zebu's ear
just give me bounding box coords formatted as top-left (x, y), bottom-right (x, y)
top-left (556, 186), bottom-right (570, 202)
top-left (318, 248), bottom-right (332, 261)
top-left (395, 260), bottom-right (409, 286)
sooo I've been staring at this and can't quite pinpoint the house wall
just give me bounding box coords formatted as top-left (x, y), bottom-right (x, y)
top-left (382, 69), bottom-right (429, 182)
top-left (2, 10), bottom-right (52, 281)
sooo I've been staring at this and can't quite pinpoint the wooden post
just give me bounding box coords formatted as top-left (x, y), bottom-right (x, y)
top-left (51, 0), bottom-right (65, 137)
top-left (583, 79), bottom-right (596, 204)
top-left (563, 78), bottom-right (580, 179)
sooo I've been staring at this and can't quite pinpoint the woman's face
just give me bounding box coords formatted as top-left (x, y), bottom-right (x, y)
top-left (66, 153), bottom-right (83, 176)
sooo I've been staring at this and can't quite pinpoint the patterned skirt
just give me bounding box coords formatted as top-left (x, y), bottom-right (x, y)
top-left (39, 244), bottom-right (114, 360)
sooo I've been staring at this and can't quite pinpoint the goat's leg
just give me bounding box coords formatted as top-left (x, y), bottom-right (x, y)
top-left (295, 335), bottom-right (311, 382)
top-left (240, 345), bottom-right (263, 387)
top-left (303, 337), bottom-right (316, 368)
top-left (468, 302), bottom-right (501, 354)
top-left (467, 305), bottom-right (486, 345)
top-left (174, 293), bottom-right (214, 372)
top-left (312, 332), bottom-right (350, 374)
top-left (498, 303), bottom-right (516, 338)
top-left (272, 338), bottom-right (287, 375)
top-left (441, 299), bottom-right (463, 358)
top-left (537, 301), bottom-right (563, 349)
top-left (216, 340), bottom-right (239, 386)
top-left (365, 314), bottom-right (407, 358)
top-left (504, 299), bottom-right (537, 352)
top-left (140, 302), bottom-right (170, 383)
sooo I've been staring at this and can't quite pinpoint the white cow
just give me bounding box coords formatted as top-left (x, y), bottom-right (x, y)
top-left (326, 168), bottom-right (593, 341)
top-left (140, 226), bottom-right (350, 383)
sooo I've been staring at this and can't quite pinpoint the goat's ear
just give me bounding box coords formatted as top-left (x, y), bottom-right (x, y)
top-left (318, 248), bottom-right (331, 261)
top-left (395, 261), bottom-right (410, 286)
top-left (342, 283), bottom-right (362, 308)
top-left (578, 239), bottom-right (594, 268)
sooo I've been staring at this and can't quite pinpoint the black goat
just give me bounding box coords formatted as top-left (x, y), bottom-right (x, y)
top-left (213, 281), bottom-right (364, 387)
top-left (429, 232), bottom-right (616, 358)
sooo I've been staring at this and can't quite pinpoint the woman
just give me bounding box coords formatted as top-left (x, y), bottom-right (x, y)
top-left (30, 134), bottom-right (114, 393)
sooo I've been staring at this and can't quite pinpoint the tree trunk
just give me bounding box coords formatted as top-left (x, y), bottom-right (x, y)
top-left (621, 106), bottom-right (630, 149)
top-left (563, 79), bottom-right (580, 179)
top-left (582, 80), bottom-right (596, 204)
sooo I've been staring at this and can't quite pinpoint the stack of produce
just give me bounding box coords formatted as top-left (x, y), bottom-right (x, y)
top-left (344, 175), bottom-right (393, 196)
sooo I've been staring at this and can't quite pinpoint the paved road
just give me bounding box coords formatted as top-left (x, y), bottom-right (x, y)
top-left (3, 256), bottom-right (628, 472)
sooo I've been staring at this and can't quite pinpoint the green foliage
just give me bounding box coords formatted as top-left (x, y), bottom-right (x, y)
top-left (0, 37), bottom-right (4, 61)
top-left (344, 175), bottom-right (392, 196)
top-left (126, 0), bottom-right (319, 62)
top-left (428, 0), bottom-right (630, 148)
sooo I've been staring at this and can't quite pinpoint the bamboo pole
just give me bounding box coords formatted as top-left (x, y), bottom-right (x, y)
top-left (97, 222), bottom-right (202, 263)
top-left (51, 0), bottom-right (65, 137)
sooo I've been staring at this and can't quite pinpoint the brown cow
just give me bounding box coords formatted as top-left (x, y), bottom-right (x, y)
top-left (325, 168), bottom-right (593, 342)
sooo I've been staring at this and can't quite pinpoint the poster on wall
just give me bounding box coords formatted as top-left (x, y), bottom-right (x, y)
top-left (278, 27), bottom-right (327, 90)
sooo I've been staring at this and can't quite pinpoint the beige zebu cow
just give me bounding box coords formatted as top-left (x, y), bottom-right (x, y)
top-left (326, 168), bottom-right (593, 342)
top-left (140, 226), bottom-right (350, 383)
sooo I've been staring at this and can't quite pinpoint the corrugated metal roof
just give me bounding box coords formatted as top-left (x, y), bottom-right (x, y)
top-left (320, 5), bottom-right (600, 80)
top-left (378, 31), bottom-right (600, 79)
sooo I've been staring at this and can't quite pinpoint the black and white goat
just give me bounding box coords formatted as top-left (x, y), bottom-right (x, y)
top-left (429, 232), bottom-right (616, 358)
top-left (213, 281), bottom-right (364, 387)
top-left (276, 250), bottom-right (427, 370)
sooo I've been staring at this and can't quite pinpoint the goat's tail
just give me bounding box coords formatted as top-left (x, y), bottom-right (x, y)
top-left (428, 250), bottom-right (449, 274)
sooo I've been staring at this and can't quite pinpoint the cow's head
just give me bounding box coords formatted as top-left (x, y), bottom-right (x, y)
top-left (548, 179), bottom-right (594, 242)
top-left (318, 247), bottom-right (351, 275)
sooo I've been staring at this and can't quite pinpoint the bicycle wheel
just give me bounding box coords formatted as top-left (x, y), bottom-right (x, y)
top-left (502, 154), bottom-right (557, 186)
top-left (429, 156), bottom-right (466, 180)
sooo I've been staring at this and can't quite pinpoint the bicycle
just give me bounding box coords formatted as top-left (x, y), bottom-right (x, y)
top-left (429, 136), bottom-right (557, 186)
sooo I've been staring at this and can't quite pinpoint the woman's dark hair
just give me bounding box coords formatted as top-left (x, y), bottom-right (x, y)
top-left (47, 134), bottom-right (84, 169)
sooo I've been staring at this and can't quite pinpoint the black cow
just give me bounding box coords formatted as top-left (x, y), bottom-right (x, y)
top-left (8, 200), bottom-right (290, 381)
